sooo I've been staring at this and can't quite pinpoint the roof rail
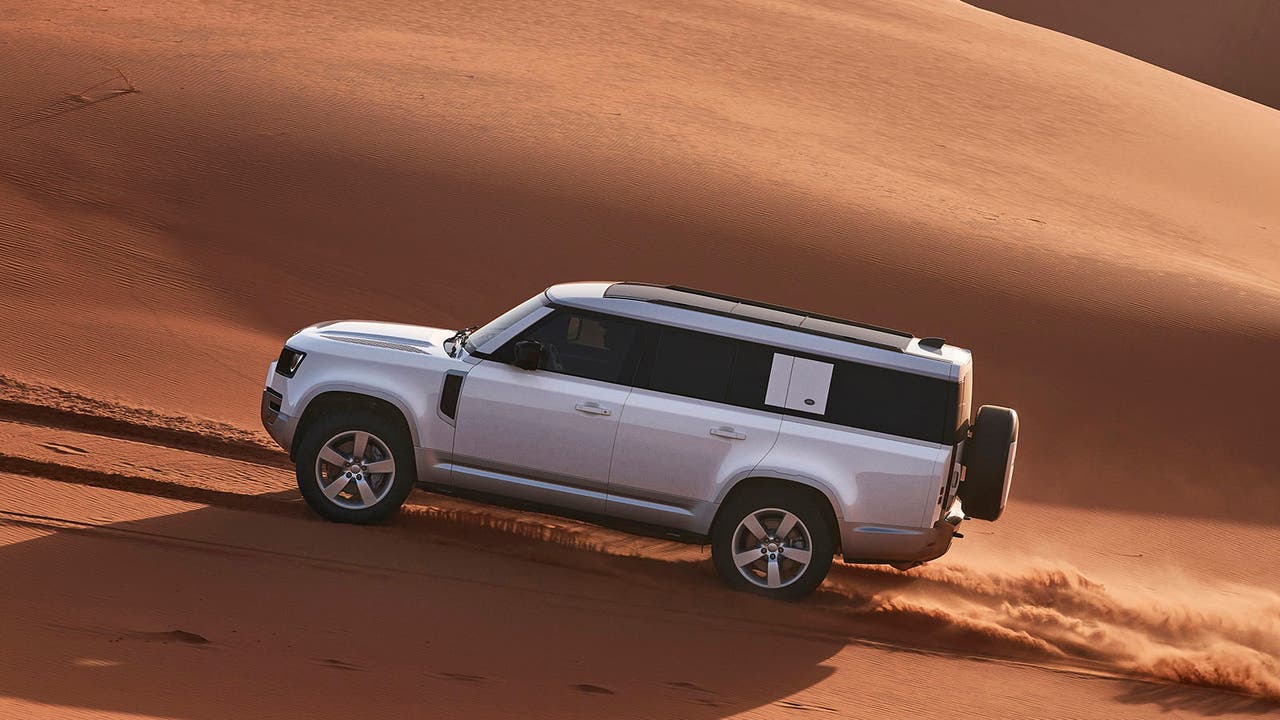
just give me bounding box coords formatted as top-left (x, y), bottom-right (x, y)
top-left (602, 282), bottom-right (915, 352)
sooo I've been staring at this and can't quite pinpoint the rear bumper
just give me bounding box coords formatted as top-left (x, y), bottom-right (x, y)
top-left (839, 499), bottom-right (964, 565)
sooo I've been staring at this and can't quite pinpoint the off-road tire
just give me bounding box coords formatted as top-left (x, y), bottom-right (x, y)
top-left (295, 408), bottom-right (417, 524)
top-left (711, 486), bottom-right (835, 600)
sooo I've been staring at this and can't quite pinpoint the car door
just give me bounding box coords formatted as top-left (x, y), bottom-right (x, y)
top-left (606, 326), bottom-right (784, 531)
top-left (450, 309), bottom-right (643, 514)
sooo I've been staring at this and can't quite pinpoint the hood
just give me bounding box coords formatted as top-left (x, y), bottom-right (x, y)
top-left (305, 320), bottom-right (455, 354)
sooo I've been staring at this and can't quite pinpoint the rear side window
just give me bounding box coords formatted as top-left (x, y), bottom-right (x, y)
top-left (825, 362), bottom-right (957, 443)
top-left (725, 344), bottom-right (775, 409)
top-left (643, 326), bottom-right (776, 409)
top-left (649, 328), bottom-right (736, 402)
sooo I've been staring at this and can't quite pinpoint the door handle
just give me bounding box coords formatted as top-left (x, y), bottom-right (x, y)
top-left (710, 426), bottom-right (746, 440)
top-left (575, 402), bottom-right (611, 416)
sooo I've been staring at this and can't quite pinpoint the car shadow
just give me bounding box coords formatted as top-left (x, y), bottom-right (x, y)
top-left (0, 496), bottom-right (845, 719)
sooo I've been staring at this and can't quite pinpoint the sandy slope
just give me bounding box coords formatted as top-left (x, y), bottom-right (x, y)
top-left (966, 0), bottom-right (1280, 110)
top-left (3, 0), bottom-right (1279, 522)
top-left (0, 349), bottom-right (1277, 718)
top-left (0, 422), bottom-right (1276, 718)
top-left (1, 0), bottom-right (1279, 716)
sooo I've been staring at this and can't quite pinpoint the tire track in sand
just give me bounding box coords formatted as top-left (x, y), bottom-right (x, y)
top-left (2, 375), bottom-right (1278, 707)
top-left (0, 374), bottom-right (289, 468)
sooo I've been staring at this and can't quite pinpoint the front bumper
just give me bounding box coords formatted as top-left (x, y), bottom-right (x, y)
top-left (839, 499), bottom-right (964, 565)
top-left (260, 387), bottom-right (295, 452)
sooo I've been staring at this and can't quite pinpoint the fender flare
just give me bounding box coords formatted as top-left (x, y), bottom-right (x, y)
top-left (713, 469), bottom-right (847, 524)
top-left (292, 382), bottom-right (424, 449)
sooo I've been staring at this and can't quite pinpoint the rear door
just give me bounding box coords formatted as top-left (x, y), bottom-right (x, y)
top-left (451, 309), bottom-right (642, 514)
top-left (606, 326), bottom-right (783, 530)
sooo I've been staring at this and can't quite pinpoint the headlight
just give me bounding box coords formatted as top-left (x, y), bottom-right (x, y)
top-left (275, 346), bottom-right (306, 377)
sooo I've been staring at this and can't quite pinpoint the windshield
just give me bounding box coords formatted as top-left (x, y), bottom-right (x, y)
top-left (463, 293), bottom-right (548, 354)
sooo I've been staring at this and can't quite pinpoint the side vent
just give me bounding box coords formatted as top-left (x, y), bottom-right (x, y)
top-left (439, 373), bottom-right (463, 420)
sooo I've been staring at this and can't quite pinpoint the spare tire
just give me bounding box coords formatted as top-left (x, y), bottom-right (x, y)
top-left (958, 405), bottom-right (1019, 521)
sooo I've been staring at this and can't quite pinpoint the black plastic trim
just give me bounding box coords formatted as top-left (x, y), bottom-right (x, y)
top-left (439, 373), bottom-right (463, 420)
top-left (260, 387), bottom-right (283, 426)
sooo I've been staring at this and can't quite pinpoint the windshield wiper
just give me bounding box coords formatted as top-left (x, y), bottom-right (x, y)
top-left (444, 326), bottom-right (479, 357)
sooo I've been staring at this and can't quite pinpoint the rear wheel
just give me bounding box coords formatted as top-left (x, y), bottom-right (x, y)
top-left (295, 408), bottom-right (416, 524)
top-left (712, 487), bottom-right (835, 600)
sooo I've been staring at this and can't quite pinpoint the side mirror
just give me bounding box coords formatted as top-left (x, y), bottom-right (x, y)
top-left (512, 340), bottom-right (542, 370)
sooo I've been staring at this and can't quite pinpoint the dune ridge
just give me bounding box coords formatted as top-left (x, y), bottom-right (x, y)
top-left (965, 0), bottom-right (1280, 110)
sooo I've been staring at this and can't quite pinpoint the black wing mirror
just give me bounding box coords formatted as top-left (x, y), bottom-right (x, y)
top-left (512, 340), bottom-right (542, 370)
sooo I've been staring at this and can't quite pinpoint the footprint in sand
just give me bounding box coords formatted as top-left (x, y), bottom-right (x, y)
top-left (40, 442), bottom-right (89, 456)
top-left (776, 699), bottom-right (840, 713)
top-left (666, 681), bottom-right (711, 693)
top-left (666, 681), bottom-right (723, 706)
top-left (436, 671), bottom-right (488, 683)
top-left (120, 629), bottom-right (210, 646)
top-left (315, 658), bottom-right (364, 671)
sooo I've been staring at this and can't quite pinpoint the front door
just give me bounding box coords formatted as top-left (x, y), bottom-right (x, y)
top-left (450, 309), bottom-right (643, 514)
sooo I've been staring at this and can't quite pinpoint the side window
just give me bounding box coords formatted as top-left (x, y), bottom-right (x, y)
top-left (826, 362), bottom-right (957, 443)
top-left (725, 343), bottom-right (776, 409)
top-left (648, 328), bottom-right (736, 402)
top-left (507, 311), bottom-right (641, 384)
top-left (642, 327), bottom-right (779, 410)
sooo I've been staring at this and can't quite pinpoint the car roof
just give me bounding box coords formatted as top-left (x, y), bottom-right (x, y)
top-left (544, 282), bottom-right (970, 378)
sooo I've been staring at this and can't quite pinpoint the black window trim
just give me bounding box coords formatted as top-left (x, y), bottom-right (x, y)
top-left (632, 319), bottom-right (960, 444)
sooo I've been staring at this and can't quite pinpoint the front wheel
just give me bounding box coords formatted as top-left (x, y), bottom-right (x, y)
top-left (295, 408), bottom-right (417, 524)
top-left (711, 487), bottom-right (835, 600)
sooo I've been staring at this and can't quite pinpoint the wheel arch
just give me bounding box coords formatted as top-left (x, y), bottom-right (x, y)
top-left (290, 388), bottom-right (418, 460)
top-left (711, 474), bottom-right (844, 549)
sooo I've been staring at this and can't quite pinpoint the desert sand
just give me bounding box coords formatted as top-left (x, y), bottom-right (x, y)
top-left (1, 0), bottom-right (1278, 717)
top-left (968, 0), bottom-right (1280, 110)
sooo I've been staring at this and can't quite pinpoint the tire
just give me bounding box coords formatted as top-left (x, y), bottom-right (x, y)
top-left (295, 408), bottom-right (417, 524)
top-left (958, 405), bottom-right (1019, 521)
top-left (711, 486), bottom-right (835, 600)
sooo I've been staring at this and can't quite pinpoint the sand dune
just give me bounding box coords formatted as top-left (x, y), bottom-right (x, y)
top-left (1, 377), bottom-right (1278, 714)
top-left (4, 0), bottom-right (1279, 522)
top-left (966, 0), bottom-right (1280, 110)
top-left (2, 0), bottom-right (1279, 716)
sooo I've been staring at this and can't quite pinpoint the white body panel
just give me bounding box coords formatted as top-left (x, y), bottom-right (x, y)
top-left (450, 360), bottom-right (630, 514)
top-left (759, 417), bottom-right (950, 528)
top-left (606, 389), bottom-right (782, 531)
top-left (764, 354), bottom-right (794, 407)
top-left (780, 357), bottom-right (833, 414)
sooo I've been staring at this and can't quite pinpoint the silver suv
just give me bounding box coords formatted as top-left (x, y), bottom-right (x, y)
top-left (260, 282), bottom-right (1018, 599)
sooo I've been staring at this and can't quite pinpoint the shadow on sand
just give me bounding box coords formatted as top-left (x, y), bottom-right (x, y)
top-left (0, 494), bottom-right (847, 719)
